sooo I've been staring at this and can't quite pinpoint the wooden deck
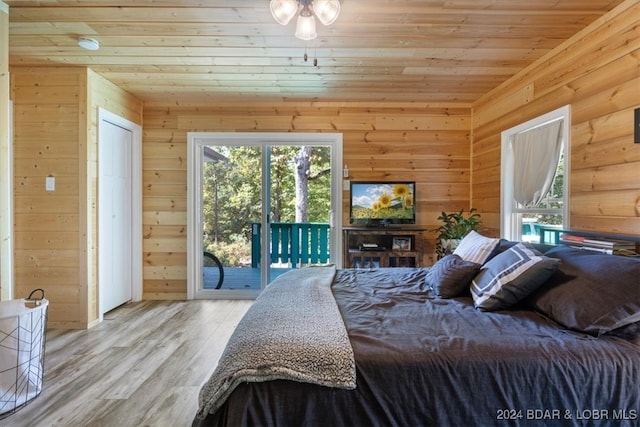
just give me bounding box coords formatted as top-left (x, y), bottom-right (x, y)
top-left (203, 266), bottom-right (291, 290)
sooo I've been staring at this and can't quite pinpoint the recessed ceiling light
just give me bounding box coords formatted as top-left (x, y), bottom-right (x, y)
top-left (78, 37), bottom-right (100, 51)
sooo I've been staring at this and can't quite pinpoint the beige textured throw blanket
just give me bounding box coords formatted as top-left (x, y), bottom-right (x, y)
top-left (195, 266), bottom-right (356, 420)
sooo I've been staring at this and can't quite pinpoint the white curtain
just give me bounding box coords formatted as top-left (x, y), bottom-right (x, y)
top-left (512, 119), bottom-right (563, 207)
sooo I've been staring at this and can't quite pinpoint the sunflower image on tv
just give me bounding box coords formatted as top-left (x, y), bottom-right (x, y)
top-left (351, 183), bottom-right (415, 222)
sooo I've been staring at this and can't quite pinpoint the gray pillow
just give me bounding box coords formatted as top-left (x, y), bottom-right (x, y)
top-left (426, 254), bottom-right (480, 298)
top-left (471, 243), bottom-right (560, 311)
top-left (525, 246), bottom-right (640, 336)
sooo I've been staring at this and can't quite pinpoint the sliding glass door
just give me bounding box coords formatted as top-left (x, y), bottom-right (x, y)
top-left (187, 133), bottom-right (343, 299)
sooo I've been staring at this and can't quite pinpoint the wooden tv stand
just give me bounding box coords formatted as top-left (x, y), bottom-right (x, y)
top-left (343, 227), bottom-right (425, 268)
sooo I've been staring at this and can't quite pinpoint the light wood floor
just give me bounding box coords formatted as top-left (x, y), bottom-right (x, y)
top-left (3, 299), bottom-right (253, 427)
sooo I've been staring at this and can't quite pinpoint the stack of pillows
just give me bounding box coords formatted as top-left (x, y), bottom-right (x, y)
top-left (426, 230), bottom-right (559, 310)
top-left (426, 230), bottom-right (640, 337)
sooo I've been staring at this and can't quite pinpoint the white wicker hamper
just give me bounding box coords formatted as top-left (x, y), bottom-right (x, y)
top-left (0, 290), bottom-right (48, 418)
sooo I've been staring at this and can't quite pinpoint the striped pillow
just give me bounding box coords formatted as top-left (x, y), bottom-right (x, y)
top-left (471, 243), bottom-right (560, 311)
top-left (453, 231), bottom-right (500, 265)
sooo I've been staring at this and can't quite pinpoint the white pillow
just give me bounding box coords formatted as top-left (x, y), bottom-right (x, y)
top-left (453, 230), bottom-right (499, 265)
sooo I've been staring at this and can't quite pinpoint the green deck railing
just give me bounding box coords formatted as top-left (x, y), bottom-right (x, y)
top-left (538, 226), bottom-right (563, 244)
top-left (251, 222), bottom-right (330, 268)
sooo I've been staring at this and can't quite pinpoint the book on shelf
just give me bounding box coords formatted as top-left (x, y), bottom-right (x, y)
top-left (560, 234), bottom-right (636, 248)
top-left (559, 233), bottom-right (638, 256)
top-left (560, 234), bottom-right (584, 242)
top-left (582, 238), bottom-right (636, 249)
top-left (575, 245), bottom-right (614, 254)
top-left (565, 245), bottom-right (638, 256)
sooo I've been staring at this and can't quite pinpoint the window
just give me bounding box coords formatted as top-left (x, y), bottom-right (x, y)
top-left (501, 105), bottom-right (570, 243)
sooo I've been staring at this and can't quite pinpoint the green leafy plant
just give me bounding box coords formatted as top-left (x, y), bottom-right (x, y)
top-left (432, 208), bottom-right (482, 259)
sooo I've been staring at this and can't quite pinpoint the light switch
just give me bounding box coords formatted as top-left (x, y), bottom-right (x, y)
top-left (343, 179), bottom-right (350, 191)
top-left (45, 176), bottom-right (55, 192)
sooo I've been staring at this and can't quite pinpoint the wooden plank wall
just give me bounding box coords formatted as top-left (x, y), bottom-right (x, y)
top-left (142, 102), bottom-right (471, 298)
top-left (10, 2), bottom-right (636, 315)
top-left (11, 68), bottom-right (85, 328)
top-left (0, 1), bottom-right (9, 301)
top-left (472, 1), bottom-right (640, 237)
top-left (10, 66), bottom-right (142, 328)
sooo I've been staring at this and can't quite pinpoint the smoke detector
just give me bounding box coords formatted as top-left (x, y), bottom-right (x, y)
top-left (78, 37), bottom-right (100, 51)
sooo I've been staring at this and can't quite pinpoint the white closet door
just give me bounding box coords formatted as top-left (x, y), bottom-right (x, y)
top-left (99, 120), bottom-right (133, 313)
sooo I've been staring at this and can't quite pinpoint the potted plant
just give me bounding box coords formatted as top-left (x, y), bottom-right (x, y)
top-left (432, 208), bottom-right (482, 259)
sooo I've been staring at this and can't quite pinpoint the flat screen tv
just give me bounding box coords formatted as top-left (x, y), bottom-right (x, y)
top-left (350, 181), bottom-right (416, 226)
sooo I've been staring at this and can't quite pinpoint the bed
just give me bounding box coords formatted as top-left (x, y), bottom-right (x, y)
top-left (193, 239), bottom-right (640, 427)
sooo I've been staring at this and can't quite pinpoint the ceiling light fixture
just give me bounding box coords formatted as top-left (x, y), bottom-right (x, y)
top-left (270, 0), bottom-right (341, 41)
top-left (78, 37), bottom-right (100, 51)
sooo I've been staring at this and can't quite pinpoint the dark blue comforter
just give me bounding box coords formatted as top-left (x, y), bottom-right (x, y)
top-left (196, 268), bottom-right (640, 427)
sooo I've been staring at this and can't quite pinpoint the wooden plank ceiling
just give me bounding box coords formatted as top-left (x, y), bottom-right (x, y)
top-left (6, 0), bottom-right (626, 104)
